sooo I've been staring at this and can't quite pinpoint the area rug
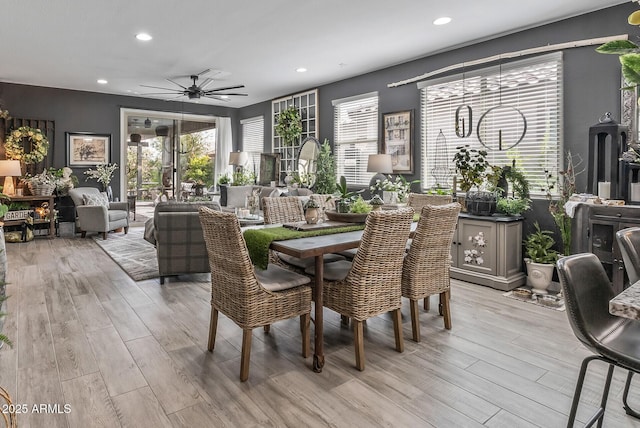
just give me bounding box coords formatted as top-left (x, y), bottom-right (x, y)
top-left (503, 287), bottom-right (566, 311)
top-left (93, 227), bottom-right (159, 281)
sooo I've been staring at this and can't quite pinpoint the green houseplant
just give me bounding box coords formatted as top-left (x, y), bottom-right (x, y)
top-left (524, 222), bottom-right (559, 294)
top-left (334, 176), bottom-right (362, 213)
top-left (314, 139), bottom-right (337, 194)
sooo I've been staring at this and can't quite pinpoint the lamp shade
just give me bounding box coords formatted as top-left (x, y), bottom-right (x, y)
top-left (228, 151), bottom-right (249, 166)
top-left (367, 154), bottom-right (393, 174)
top-left (0, 160), bottom-right (22, 177)
top-left (130, 133), bottom-right (142, 143)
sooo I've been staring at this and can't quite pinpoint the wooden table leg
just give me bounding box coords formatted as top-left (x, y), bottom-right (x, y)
top-left (313, 255), bottom-right (325, 373)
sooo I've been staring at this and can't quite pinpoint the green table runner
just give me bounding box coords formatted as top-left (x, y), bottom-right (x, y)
top-left (244, 225), bottom-right (365, 269)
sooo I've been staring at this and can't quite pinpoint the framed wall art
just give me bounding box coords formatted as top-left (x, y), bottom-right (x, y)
top-left (66, 132), bottom-right (110, 166)
top-left (382, 110), bottom-right (413, 174)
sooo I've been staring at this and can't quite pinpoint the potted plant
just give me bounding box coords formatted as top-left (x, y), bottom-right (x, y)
top-left (369, 194), bottom-right (384, 211)
top-left (21, 169), bottom-right (58, 196)
top-left (275, 105), bottom-right (302, 146)
top-left (84, 163), bottom-right (118, 201)
top-left (334, 176), bottom-right (361, 213)
top-left (453, 145), bottom-right (494, 215)
top-left (313, 139), bottom-right (337, 195)
top-left (524, 222), bottom-right (559, 295)
top-left (304, 198), bottom-right (320, 224)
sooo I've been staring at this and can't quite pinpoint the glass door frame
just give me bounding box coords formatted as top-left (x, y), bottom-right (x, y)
top-left (119, 108), bottom-right (217, 200)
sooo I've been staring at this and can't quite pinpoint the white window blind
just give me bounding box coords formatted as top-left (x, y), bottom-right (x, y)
top-left (241, 116), bottom-right (264, 177)
top-left (333, 92), bottom-right (379, 186)
top-left (419, 52), bottom-right (563, 196)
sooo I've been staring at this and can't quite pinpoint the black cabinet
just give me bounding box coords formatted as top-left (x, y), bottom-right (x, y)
top-left (571, 204), bottom-right (640, 294)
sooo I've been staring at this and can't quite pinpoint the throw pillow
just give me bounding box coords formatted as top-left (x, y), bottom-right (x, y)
top-left (83, 192), bottom-right (109, 207)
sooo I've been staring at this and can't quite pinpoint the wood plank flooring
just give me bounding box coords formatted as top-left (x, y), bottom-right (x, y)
top-left (2, 234), bottom-right (640, 427)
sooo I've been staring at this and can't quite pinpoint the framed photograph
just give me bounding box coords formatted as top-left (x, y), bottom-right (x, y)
top-left (66, 132), bottom-right (110, 166)
top-left (382, 110), bottom-right (413, 174)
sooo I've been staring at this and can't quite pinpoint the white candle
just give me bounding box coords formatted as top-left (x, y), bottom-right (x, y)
top-left (598, 181), bottom-right (611, 200)
top-left (631, 183), bottom-right (640, 202)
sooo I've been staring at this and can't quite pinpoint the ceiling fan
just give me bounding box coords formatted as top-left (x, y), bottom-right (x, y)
top-left (141, 69), bottom-right (247, 101)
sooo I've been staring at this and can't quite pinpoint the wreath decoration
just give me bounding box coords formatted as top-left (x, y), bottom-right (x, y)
top-left (275, 106), bottom-right (302, 146)
top-left (5, 126), bottom-right (49, 164)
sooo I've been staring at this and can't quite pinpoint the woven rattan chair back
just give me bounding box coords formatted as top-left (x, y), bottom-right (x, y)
top-left (344, 208), bottom-right (415, 311)
top-left (407, 193), bottom-right (453, 212)
top-left (263, 196), bottom-right (305, 224)
top-left (402, 203), bottom-right (461, 339)
top-left (310, 194), bottom-right (336, 212)
top-left (198, 207), bottom-right (262, 323)
top-left (323, 207), bottom-right (414, 371)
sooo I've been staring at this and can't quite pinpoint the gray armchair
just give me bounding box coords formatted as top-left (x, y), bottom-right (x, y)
top-left (68, 187), bottom-right (129, 240)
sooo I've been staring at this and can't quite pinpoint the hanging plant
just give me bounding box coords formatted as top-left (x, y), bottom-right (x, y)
top-left (275, 106), bottom-right (302, 146)
top-left (5, 126), bottom-right (49, 164)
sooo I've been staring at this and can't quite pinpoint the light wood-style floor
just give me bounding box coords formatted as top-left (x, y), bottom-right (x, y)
top-left (2, 235), bottom-right (640, 427)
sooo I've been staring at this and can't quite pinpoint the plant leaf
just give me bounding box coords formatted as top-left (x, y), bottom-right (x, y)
top-left (596, 40), bottom-right (640, 54)
top-left (621, 54), bottom-right (640, 85)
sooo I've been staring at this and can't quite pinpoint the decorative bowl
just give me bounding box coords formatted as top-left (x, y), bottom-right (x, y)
top-left (325, 210), bottom-right (368, 223)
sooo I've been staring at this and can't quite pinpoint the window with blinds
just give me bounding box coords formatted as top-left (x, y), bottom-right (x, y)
top-left (241, 116), bottom-right (264, 177)
top-left (419, 52), bottom-right (563, 196)
top-left (332, 92), bottom-right (379, 186)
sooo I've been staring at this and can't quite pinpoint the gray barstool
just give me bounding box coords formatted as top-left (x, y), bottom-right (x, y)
top-left (557, 253), bottom-right (640, 427)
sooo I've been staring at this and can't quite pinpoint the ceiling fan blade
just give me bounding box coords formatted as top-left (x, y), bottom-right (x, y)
top-left (204, 84), bottom-right (245, 93)
top-left (140, 84), bottom-right (181, 91)
top-left (195, 68), bottom-right (212, 77)
top-left (141, 92), bottom-right (184, 95)
top-left (204, 95), bottom-right (230, 102)
top-left (210, 93), bottom-right (248, 96)
top-left (166, 78), bottom-right (187, 89)
top-left (199, 77), bottom-right (214, 90)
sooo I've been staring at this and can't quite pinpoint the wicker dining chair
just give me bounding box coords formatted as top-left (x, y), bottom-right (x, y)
top-left (407, 192), bottom-right (456, 311)
top-left (407, 193), bottom-right (453, 211)
top-left (262, 196), bottom-right (306, 224)
top-left (319, 208), bottom-right (414, 371)
top-left (402, 203), bottom-right (461, 342)
top-left (198, 207), bottom-right (312, 382)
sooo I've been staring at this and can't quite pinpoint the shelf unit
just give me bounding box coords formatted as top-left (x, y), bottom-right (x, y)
top-left (4, 195), bottom-right (56, 238)
top-left (272, 89), bottom-right (318, 181)
top-left (571, 204), bottom-right (640, 294)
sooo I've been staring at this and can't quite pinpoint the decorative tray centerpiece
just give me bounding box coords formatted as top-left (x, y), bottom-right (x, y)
top-left (324, 210), bottom-right (369, 223)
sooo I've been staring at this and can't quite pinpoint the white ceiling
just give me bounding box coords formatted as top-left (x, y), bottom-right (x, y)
top-left (0, 0), bottom-right (628, 109)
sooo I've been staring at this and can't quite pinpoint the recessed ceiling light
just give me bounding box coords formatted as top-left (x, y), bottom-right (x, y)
top-left (296, 67), bottom-right (307, 73)
top-left (433, 17), bottom-right (451, 25)
top-left (97, 79), bottom-right (108, 84)
top-left (136, 33), bottom-right (152, 41)
top-left (219, 95), bottom-right (229, 99)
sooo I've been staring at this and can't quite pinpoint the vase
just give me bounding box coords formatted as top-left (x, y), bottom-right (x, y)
top-left (305, 207), bottom-right (319, 224)
top-left (383, 191), bottom-right (398, 204)
top-left (336, 199), bottom-right (351, 213)
top-left (103, 185), bottom-right (113, 202)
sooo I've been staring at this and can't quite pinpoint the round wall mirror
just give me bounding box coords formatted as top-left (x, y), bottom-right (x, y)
top-left (297, 137), bottom-right (320, 187)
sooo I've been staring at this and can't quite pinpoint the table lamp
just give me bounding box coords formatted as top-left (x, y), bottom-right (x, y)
top-left (367, 154), bottom-right (393, 188)
top-left (0, 160), bottom-right (22, 196)
top-left (228, 151), bottom-right (248, 172)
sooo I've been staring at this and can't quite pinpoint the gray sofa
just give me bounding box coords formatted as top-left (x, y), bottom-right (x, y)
top-left (144, 201), bottom-right (221, 284)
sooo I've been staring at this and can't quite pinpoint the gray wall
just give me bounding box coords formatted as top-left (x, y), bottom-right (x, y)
top-left (0, 83), bottom-right (238, 199)
top-left (237, 3), bottom-right (635, 239)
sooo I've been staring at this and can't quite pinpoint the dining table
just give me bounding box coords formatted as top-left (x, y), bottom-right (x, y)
top-left (256, 220), bottom-right (418, 373)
